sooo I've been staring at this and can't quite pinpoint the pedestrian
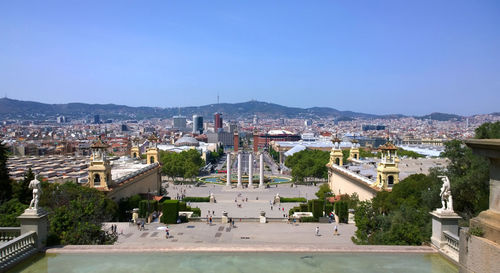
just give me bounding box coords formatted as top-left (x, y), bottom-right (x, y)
top-left (271, 206), bottom-right (273, 210)
top-left (334, 225), bottom-right (338, 236)
top-left (212, 210), bottom-right (215, 215)
top-left (165, 229), bottom-right (169, 239)
top-left (209, 216), bottom-right (212, 225)
top-left (316, 226), bottom-right (320, 236)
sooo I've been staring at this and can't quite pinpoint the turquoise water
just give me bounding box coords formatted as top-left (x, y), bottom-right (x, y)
top-left (11, 252), bottom-right (457, 273)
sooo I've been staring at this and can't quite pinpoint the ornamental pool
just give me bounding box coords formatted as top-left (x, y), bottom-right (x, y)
top-left (10, 252), bottom-right (457, 273)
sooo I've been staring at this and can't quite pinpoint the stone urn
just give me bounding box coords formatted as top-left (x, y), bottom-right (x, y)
top-left (260, 211), bottom-right (266, 217)
top-left (222, 211), bottom-right (228, 217)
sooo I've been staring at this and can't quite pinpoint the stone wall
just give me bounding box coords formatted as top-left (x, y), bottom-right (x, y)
top-left (328, 165), bottom-right (378, 201)
top-left (108, 166), bottom-right (161, 201)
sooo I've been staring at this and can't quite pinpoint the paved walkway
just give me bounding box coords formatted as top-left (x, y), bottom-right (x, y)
top-left (48, 221), bottom-right (435, 253)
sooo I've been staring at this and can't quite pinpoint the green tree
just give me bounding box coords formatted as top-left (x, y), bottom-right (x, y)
top-left (0, 198), bottom-right (28, 227)
top-left (475, 121), bottom-right (500, 139)
top-left (315, 183), bottom-right (334, 200)
top-left (0, 142), bottom-right (12, 204)
top-left (352, 174), bottom-right (441, 245)
top-left (40, 182), bottom-right (117, 245)
top-left (441, 140), bottom-right (489, 220)
top-left (285, 149), bottom-right (329, 182)
top-left (12, 168), bottom-right (34, 204)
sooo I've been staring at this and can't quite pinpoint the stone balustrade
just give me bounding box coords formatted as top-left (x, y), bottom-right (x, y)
top-left (0, 231), bottom-right (38, 271)
top-left (443, 230), bottom-right (459, 252)
top-left (440, 230), bottom-right (460, 263)
top-left (0, 227), bottom-right (21, 242)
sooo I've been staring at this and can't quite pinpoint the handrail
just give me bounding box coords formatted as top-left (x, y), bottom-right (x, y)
top-left (0, 227), bottom-right (21, 242)
top-left (0, 231), bottom-right (38, 268)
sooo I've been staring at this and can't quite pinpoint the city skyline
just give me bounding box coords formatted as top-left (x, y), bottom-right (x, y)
top-left (1, 1), bottom-right (499, 115)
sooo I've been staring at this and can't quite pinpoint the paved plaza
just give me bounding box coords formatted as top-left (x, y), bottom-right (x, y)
top-left (106, 221), bottom-right (356, 249)
top-left (50, 183), bottom-right (434, 254)
top-left (167, 183), bottom-right (319, 218)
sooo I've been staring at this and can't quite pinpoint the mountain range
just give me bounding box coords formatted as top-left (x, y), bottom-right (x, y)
top-left (0, 98), bottom-right (468, 121)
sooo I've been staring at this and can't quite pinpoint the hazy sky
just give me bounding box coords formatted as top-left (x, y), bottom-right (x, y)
top-left (1, 1), bottom-right (499, 115)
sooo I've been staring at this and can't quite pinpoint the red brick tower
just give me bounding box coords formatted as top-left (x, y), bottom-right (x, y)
top-left (233, 130), bottom-right (239, 152)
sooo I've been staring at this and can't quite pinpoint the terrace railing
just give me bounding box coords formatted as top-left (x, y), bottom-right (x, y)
top-left (0, 231), bottom-right (38, 272)
top-left (0, 228), bottom-right (21, 243)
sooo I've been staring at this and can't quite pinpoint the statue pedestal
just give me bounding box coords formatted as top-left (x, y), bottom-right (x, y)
top-left (210, 196), bottom-right (216, 203)
top-left (259, 211), bottom-right (267, 223)
top-left (430, 210), bottom-right (461, 248)
top-left (18, 209), bottom-right (49, 250)
top-left (221, 211), bottom-right (229, 224)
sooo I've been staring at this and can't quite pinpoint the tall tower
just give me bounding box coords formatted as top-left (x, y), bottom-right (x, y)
top-left (348, 139), bottom-right (360, 161)
top-left (214, 113), bottom-right (223, 132)
top-left (253, 129), bottom-right (259, 153)
top-left (233, 130), bottom-right (239, 152)
top-left (376, 140), bottom-right (400, 189)
top-left (329, 135), bottom-right (343, 166)
top-left (146, 134), bottom-right (159, 164)
top-left (130, 137), bottom-right (141, 159)
top-left (88, 137), bottom-right (112, 189)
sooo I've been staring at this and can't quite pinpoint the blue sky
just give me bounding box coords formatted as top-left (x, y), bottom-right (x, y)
top-left (0, 1), bottom-right (499, 115)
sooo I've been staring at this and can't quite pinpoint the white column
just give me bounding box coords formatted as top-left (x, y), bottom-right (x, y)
top-left (237, 153), bottom-right (242, 188)
top-left (226, 153), bottom-right (231, 187)
top-left (259, 152), bottom-right (264, 188)
top-left (248, 153), bottom-right (253, 188)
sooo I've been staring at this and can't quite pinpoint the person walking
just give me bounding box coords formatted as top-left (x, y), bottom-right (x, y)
top-left (334, 225), bottom-right (338, 236)
top-left (316, 226), bottom-right (320, 236)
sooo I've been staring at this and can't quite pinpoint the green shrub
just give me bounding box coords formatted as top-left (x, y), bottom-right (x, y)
top-left (299, 203), bottom-right (309, 212)
top-left (469, 226), bottom-right (484, 237)
top-left (307, 200), bottom-right (313, 212)
top-left (190, 207), bottom-right (201, 217)
top-left (334, 201), bottom-right (348, 223)
top-left (311, 199), bottom-right (324, 218)
top-left (138, 200), bottom-right (156, 218)
top-left (300, 216), bottom-right (319, 222)
top-left (280, 197), bottom-right (307, 203)
top-left (160, 200), bottom-right (179, 224)
top-left (182, 196), bottom-right (210, 202)
top-left (179, 201), bottom-right (187, 211)
top-left (325, 204), bottom-right (333, 216)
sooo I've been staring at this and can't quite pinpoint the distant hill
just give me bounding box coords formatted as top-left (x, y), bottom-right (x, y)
top-left (0, 98), bottom-right (383, 121)
top-left (416, 112), bottom-right (463, 121)
top-left (0, 98), bottom-right (469, 121)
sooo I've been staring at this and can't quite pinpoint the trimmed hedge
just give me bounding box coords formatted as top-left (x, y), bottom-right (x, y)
top-left (325, 204), bottom-right (334, 216)
top-left (182, 196), bottom-right (210, 202)
top-left (311, 199), bottom-right (324, 219)
top-left (300, 216), bottom-right (319, 222)
top-left (179, 201), bottom-right (187, 212)
top-left (334, 201), bottom-right (348, 223)
top-left (160, 200), bottom-right (179, 224)
top-left (307, 200), bottom-right (313, 212)
top-left (299, 203), bottom-right (309, 212)
top-left (279, 197), bottom-right (307, 203)
top-left (139, 200), bottom-right (157, 218)
top-left (190, 207), bottom-right (201, 217)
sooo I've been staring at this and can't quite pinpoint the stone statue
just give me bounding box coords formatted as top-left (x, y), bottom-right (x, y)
top-left (28, 175), bottom-right (42, 210)
top-left (438, 176), bottom-right (453, 212)
top-left (274, 193), bottom-right (280, 204)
